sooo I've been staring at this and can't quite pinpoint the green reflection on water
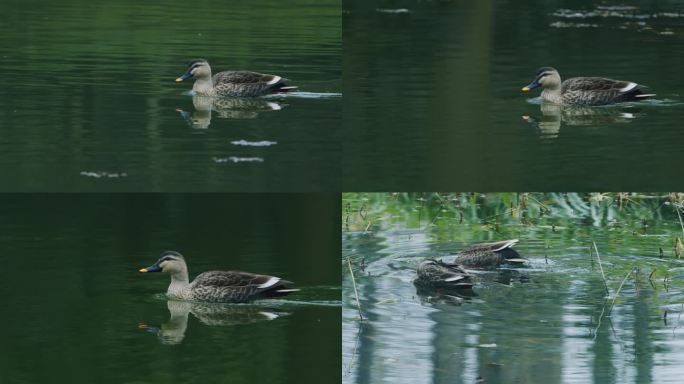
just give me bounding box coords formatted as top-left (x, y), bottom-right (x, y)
top-left (343, 193), bottom-right (684, 384)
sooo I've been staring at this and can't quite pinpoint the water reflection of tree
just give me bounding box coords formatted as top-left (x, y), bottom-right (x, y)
top-left (342, 192), bottom-right (684, 383)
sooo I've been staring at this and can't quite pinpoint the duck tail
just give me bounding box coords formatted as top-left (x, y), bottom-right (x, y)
top-left (260, 279), bottom-right (298, 298)
top-left (619, 85), bottom-right (655, 102)
top-left (499, 247), bottom-right (522, 260)
top-left (267, 76), bottom-right (298, 93)
top-left (274, 85), bottom-right (298, 93)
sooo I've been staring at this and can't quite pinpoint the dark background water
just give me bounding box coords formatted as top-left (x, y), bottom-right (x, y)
top-left (0, 0), bottom-right (340, 192)
top-left (343, 193), bottom-right (684, 384)
top-left (343, 1), bottom-right (684, 191)
top-left (0, 194), bottom-right (340, 384)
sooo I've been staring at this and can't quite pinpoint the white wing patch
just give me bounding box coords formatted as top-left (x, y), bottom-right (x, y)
top-left (257, 276), bottom-right (280, 289)
top-left (267, 76), bottom-right (282, 85)
top-left (444, 275), bottom-right (465, 282)
top-left (493, 239), bottom-right (519, 251)
top-left (620, 82), bottom-right (637, 92)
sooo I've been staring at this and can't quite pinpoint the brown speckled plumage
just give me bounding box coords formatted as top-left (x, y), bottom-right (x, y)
top-left (523, 67), bottom-right (654, 106)
top-left (453, 239), bottom-right (526, 269)
top-left (414, 259), bottom-right (474, 289)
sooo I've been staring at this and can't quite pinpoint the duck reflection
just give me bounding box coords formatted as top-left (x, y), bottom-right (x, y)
top-left (523, 103), bottom-right (641, 139)
top-left (414, 268), bottom-right (531, 305)
top-left (480, 268), bottom-right (531, 286)
top-left (138, 300), bottom-right (289, 345)
top-left (415, 285), bottom-right (476, 305)
top-left (177, 95), bottom-right (285, 129)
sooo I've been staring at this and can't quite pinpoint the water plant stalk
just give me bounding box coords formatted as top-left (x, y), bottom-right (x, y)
top-left (347, 257), bottom-right (364, 321)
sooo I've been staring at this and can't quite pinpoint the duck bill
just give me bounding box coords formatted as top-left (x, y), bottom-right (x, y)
top-left (521, 80), bottom-right (540, 93)
top-left (139, 264), bottom-right (162, 273)
top-left (175, 71), bottom-right (192, 83)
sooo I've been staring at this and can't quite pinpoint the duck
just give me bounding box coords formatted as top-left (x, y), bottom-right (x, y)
top-left (521, 67), bottom-right (655, 106)
top-left (175, 58), bottom-right (298, 97)
top-left (138, 251), bottom-right (299, 303)
top-left (453, 239), bottom-right (527, 269)
top-left (414, 259), bottom-right (474, 289)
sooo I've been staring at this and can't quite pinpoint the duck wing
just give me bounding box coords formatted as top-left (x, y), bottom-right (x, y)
top-left (464, 239), bottom-right (519, 253)
top-left (212, 71), bottom-right (297, 96)
top-left (213, 71), bottom-right (283, 85)
top-left (562, 77), bottom-right (654, 105)
top-left (562, 77), bottom-right (633, 92)
top-left (461, 239), bottom-right (526, 263)
top-left (191, 271), bottom-right (296, 303)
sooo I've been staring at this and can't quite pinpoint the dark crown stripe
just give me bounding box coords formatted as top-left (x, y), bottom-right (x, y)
top-left (188, 58), bottom-right (207, 68)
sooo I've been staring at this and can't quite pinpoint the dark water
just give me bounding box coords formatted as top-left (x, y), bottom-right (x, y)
top-left (0, 194), bottom-right (340, 384)
top-left (0, 0), bottom-right (340, 192)
top-left (343, 1), bottom-right (684, 191)
top-left (343, 193), bottom-right (684, 384)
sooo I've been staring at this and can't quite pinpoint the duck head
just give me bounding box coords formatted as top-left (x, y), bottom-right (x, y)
top-left (176, 59), bottom-right (212, 82)
top-left (522, 67), bottom-right (561, 92)
top-left (139, 251), bottom-right (187, 274)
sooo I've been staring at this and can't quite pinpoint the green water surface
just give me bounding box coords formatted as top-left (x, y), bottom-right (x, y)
top-left (0, 0), bottom-right (340, 192)
top-left (343, 1), bottom-right (684, 191)
top-left (0, 194), bottom-right (341, 384)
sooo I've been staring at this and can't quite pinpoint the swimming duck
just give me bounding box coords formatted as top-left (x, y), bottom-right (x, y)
top-left (453, 239), bottom-right (527, 269)
top-left (139, 251), bottom-right (299, 303)
top-left (175, 58), bottom-right (298, 97)
top-left (414, 259), bottom-right (474, 289)
top-left (522, 67), bottom-right (654, 106)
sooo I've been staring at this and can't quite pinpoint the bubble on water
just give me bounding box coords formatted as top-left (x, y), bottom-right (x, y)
top-left (230, 140), bottom-right (278, 147)
top-left (80, 171), bottom-right (128, 178)
top-left (213, 156), bottom-right (264, 163)
top-left (376, 8), bottom-right (410, 14)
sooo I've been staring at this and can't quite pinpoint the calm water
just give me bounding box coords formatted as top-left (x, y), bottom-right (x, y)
top-left (0, 194), bottom-right (340, 383)
top-left (343, 193), bottom-right (684, 384)
top-left (0, 0), bottom-right (340, 192)
top-left (343, 1), bottom-right (684, 191)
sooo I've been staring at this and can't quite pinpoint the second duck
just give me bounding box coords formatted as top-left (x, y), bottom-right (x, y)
top-left (176, 58), bottom-right (298, 97)
top-left (453, 239), bottom-right (527, 269)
